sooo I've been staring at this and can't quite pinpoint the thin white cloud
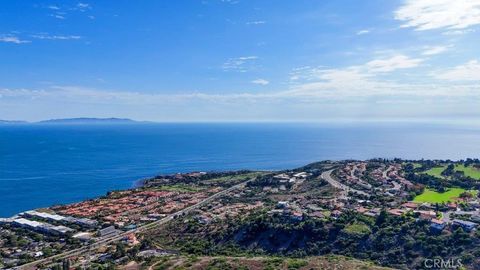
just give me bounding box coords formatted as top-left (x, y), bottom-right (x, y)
top-left (222, 56), bottom-right (258, 72)
top-left (356, 29), bottom-right (370, 35)
top-left (50, 14), bottom-right (66, 20)
top-left (220, 0), bottom-right (240, 4)
top-left (285, 55), bottom-right (479, 99)
top-left (395, 0), bottom-right (480, 31)
top-left (0, 86), bottom-right (273, 105)
top-left (1, 76), bottom-right (479, 112)
top-left (46, 2), bottom-right (92, 19)
top-left (365, 55), bottom-right (423, 72)
top-left (246, 21), bottom-right (266, 25)
top-left (251, 79), bottom-right (269, 85)
top-left (76, 2), bottom-right (91, 11)
top-left (442, 29), bottom-right (475, 35)
top-left (0, 36), bottom-right (30, 44)
top-left (422, 45), bottom-right (450, 55)
top-left (287, 66), bottom-right (480, 99)
top-left (434, 60), bottom-right (480, 81)
top-left (31, 34), bottom-right (82, 40)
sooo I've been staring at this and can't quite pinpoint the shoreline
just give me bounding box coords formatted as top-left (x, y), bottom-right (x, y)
top-left (2, 159), bottom-right (480, 269)
top-left (1, 169), bottom-right (265, 219)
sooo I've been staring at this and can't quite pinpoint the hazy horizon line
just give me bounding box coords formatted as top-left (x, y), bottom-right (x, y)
top-left (2, 117), bottom-right (480, 126)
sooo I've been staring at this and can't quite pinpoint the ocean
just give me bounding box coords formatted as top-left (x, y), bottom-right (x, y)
top-left (1, 122), bottom-right (480, 217)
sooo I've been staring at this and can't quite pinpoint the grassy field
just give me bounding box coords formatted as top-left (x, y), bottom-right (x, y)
top-left (405, 162), bottom-right (422, 169)
top-left (423, 164), bottom-right (480, 180)
top-left (203, 172), bottom-right (267, 185)
top-left (412, 163), bottom-right (422, 169)
top-left (155, 184), bottom-right (204, 193)
top-left (455, 164), bottom-right (480, 180)
top-left (413, 188), bottom-right (477, 203)
top-left (424, 166), bottom-right (446, 178)
top-left (343, 223), bottom-right (371, 236)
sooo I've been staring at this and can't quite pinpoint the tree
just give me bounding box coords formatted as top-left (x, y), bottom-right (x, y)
top-left (114, 243), bottom-right (126, 258)
top-left (62, 259), bottom-right (71, 270)
top-left (460, 191), bottom-right (473, 199)
top-left (442, 164), bottom-right (455, 177)
top-left (375, 209), bottom-right (388, 226)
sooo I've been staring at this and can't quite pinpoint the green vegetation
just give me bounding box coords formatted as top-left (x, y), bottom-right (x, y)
top-left (422, 164), bottom-right (480, 180)
top-left (455, 164), bottom-right (480, 180)
top-left (264, 258), bottom-right (284, 270)
top-left (155, 184), bottom-right (203, 193)
top-left (404, 162), bottom-right (422, 169)
top-left (412, 163), bottom-right (422, 169)
top-left (203, 172), bottom-right (266, 185)
top-left (424, 166), bottom-right (446, 178)
top-left (286, 258), bottom-right (308, 269)
top-left (144, 256), bottom-right (392, 270)
top-left (342, 223), bottom-right (371, 236)
top-left (205, 257), bottom-right (231, 270)
top-left (156, 209), bottom-right (476, 269)
top-left (413, 187), bottom-right (477, 203)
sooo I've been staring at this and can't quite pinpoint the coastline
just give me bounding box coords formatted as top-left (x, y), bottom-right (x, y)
top-left (3, 159), bottom-right (480, 269)
top-left (3, 122), bottom-right (480, 217)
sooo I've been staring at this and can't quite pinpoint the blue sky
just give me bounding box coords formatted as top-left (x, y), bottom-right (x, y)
top-left (1, 0), bottom-right (480, 122)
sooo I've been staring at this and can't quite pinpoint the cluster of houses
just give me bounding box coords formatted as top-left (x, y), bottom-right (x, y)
top-left (387, 202), bottom-right (478, 232)
top-left (52, 188), bottom-right (210, 228)
top-left (193, 201), bottom-right (265, 224)
top-left (265, 201), bottom-right (304, 221)
top-left (339, 162), bottom-right (373, 190)
top-left (0, 210), bottom-right (102, 267)
top-left (261, 171), bottom-right (312, 193)
top-left (335, 162), bottom-right (419, 206)
top-left (281, 162), bottom-right (480, 235)
top-left (334, 162), bottom-right (479, 233)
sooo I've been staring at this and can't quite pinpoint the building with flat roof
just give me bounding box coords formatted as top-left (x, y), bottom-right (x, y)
top-left (453, 219), bottom-right (477, 232)
top-left (50, 225), bottom-right (74, 235)
top-left (12, 218), bottom-right (74, 235)
top-left (99, 226), bottom-right (120, 237)
top-left (64, 216), bottom-right (99, 228)
top-left (13, 218), bottom-right (43, 228)
top-left (430, 219), bottom-right (446, 231)
top-left (23, 210), bottom-right (65, 222)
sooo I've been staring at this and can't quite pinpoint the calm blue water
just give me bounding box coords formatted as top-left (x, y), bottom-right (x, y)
top-left (1, 122), bottom-right (480, 217)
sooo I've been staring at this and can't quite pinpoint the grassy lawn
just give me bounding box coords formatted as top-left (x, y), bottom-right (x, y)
top-left (203, 172), bottom-right (267, 185)
top-left (412, 163), bottom-right (422, 169)
top-left (424, 166), bottom-right (446, 178)
top-left (423, 164), bottom-right (480, 180)
top-left (455, 164), bottom-right (480, 180)
top-left (342, 223), bottom-right (371, 235)
top-left (405, 162), bottom-right (422, 169)
top-left (413, 187), bottom-right (477, 203)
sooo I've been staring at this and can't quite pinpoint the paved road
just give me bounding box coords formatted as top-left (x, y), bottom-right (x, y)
top-left (321, 169), bottom-right (370, 197)
top-left (18, 179), bottom-right (253, 270)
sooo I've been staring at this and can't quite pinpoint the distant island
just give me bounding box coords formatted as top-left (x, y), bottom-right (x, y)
top-left (0, 120), bottom-right (28, 124)
top-left (0, 117), bottom-right (142, 125)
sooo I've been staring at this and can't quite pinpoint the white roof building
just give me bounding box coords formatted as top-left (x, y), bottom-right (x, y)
top-left (24, 210), bottom-right (65, 222)
top-left (13, 218), bottom-right (43, 228)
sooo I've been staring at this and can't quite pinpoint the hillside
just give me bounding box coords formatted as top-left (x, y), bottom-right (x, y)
top-left (142, 255), bottom-right (393, 270)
